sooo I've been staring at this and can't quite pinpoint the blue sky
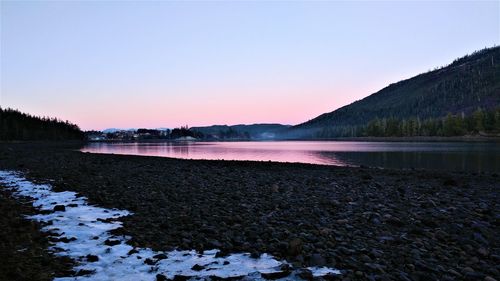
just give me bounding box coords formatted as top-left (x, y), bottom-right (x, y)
top-left (1, 1), bottom-right (499, 130)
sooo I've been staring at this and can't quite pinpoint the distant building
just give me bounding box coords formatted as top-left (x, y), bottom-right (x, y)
top-left (87, 133), bottom-right (106, 141)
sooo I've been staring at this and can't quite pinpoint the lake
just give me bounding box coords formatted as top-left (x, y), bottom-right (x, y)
top-left (81, 141), bottom-right (500, 173)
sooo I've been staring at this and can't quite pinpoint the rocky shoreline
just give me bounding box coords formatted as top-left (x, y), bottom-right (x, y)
top-left (0, 188), bottom-right (75, 280)
top-left (0, 142), bottom-right (499, 280)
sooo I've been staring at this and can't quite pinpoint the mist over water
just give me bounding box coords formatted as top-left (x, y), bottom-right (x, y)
top-left (81, 141), bottom-right (500, 173)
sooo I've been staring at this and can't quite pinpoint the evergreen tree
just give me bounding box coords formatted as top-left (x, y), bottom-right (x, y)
top-left (495, 110), bottom-right (500, 132)
top-left (357, 108), bottom-right (498, 137)
top-left (473, 108), bottom-right (485, 132)
top-left (0, 107), bottom-right (83, 140)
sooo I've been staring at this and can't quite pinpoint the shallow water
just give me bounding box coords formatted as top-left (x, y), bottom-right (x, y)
top-left (81, 141), bottom-right (500, 173)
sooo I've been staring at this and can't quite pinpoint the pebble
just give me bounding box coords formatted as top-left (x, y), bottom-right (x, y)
top-left (156, 274), bottom-right (167, 281)
top-left (53, 205), bottom-right (66, 212)
top-left (297, 269), bottom-right (313, 280)
top-left (261, 270), bottom-right (291, 279)
top-left (191, 264), bottom-right (205, 271)
top-left (104, 239), bottom-right (121, 246)
top-left (86, 254), bottom-right (99, 262)
top-left (309, 253), bottom-right (326, 266)
top-left (153, 253), bottom-right (168, 260)
top-left (288, 238), bottom-right (303, 256)
top-left (477, 247), bottom-right (489, 257)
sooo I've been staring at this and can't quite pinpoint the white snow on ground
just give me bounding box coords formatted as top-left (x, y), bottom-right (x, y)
top-left (0, 170), bottom-right (341, 280)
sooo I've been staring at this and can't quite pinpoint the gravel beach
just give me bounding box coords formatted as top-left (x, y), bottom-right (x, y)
top-left (0, 188), bottom-right (75, 281)
top-left (0, 142), bottom-right (499, 281)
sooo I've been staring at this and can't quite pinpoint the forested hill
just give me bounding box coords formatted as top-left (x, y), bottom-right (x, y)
top-left (289, 46), bottom-right (500, 138)
top-left (0, 108), bottom-right (84, 140)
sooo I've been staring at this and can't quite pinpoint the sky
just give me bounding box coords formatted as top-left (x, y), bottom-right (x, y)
top-left (1, 1), bottom-right (499, 130)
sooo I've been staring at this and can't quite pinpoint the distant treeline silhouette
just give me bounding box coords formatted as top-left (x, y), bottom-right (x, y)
top-left (87, 126), bottom-right (205, 141)
top-left (0, 107), bottom-right (84, 140)
top-left (316, 107), bottom-right (500, 138)
top-left (170, 126), bottom-right (204, 139)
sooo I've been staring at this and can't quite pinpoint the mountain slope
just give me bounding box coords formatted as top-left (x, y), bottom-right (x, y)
top-left (290, 46), bottom-right (500, 137)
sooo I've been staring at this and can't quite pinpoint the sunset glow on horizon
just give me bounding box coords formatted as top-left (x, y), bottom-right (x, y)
top-left (1, 1), bottom-right (498, 130)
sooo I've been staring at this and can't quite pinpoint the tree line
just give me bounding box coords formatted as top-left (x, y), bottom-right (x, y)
top-left (170, 126), bottom-right (204, 139)
top-left (87, 125), bottom-right (206, 141)
top-left (0, 107), bottom-right (84, 140)
top-left (317, 107), bottom-right (500, 138)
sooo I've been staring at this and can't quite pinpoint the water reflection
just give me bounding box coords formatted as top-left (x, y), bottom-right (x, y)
top-left (81, 141), bottom-right (500, 173)
top-left (323, 151), bottom-right (499, 173)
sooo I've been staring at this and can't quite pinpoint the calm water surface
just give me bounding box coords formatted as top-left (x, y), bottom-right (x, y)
top-left (81, 141), bottom-right (500, 173)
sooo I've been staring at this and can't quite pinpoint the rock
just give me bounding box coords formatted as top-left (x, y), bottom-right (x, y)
top-left (406, 264), bottom-right (415, 271)
top-left (278, 241), bottom-right (289, 252)
top-left (86, 254), bottom-right (99, 262)
top-left (399, 271), bottom-right (412, 281)
top-left (448, 269), bottom-right (462, 277)
top-left (209, 239), bottom-right (222, 248)
top-left (57, 237), bottom-right (77, 243)
top-left (297, 269), bottom-right (313, 280)
top-left (386, 217), bottom-right (405, 227)
top-left (443, 178), bottom-right (458, 186)
top-left (75, 269), bottom-right (94, 276)
top-left (191, 264), bottom-right (205, 271)
top-left (104, 239), bottom-right (121, 246)
top-left (208, 275), bottom-right (245, 280)
top-left (128, 249), bottom-right (139, 255)
top-left (153, 253), bottom-right (168, 260)
top-left (156, 274), bottom-right (167, 281)
top-left (309, 253), bottom-right (326, 266)
top-left (144, 258), bottom-right (156, 265)
top-left (369, 249), bottom-right (383, 258)
top-left (477, 247), bottom-right (489, 257)
top-left (364, 263), bottom-right (386, 273)
top-left (215, 250), bottom-right (228, 258)
top-left (485, 277), bottom-right (498, 281)
top-left (53, 205), bottom-right (66, 212)
top-left (421, 218), bottom-right (438, 228)
top-left (250, 251), bottom-right (260, 258)
top-left (464, 267), bottom-right (475, 273)
top-left (323, 273), bottom-right (342, 280)
top-left (362, 174), bottom-right (373, 180)
top-left (465, 271), bottom-right (485, 280)
top-left (288, 238), bottom-right (303, 256)
top-left (473, 233), bottom-right (489, 245)
top-left (360, 254), bottom-right (372, 262)
top-left (261, 270), bottom-right (291, 279)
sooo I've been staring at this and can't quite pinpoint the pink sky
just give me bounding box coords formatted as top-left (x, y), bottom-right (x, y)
top-left (46, 83), bottom-right (377, 130)
top-left (2, 1), bottom-right (498, 130)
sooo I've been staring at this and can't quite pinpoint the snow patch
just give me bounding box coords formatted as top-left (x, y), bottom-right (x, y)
top-left (0, 171), bottom-right (341, 280)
